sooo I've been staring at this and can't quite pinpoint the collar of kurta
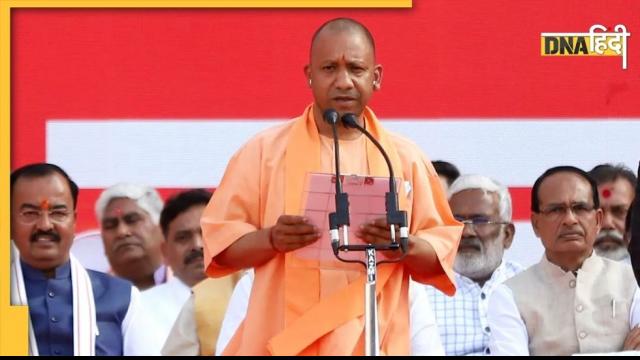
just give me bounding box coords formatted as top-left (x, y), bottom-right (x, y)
top-left (540, 250), bottom-right (598, 279)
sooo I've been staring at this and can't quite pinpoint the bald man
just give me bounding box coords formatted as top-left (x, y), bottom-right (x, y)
top-left (201, 18), bottom-right (462, 356)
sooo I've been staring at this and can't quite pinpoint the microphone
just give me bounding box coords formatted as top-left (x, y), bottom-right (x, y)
top-left (323, 108), bottom-right (339, 125)
top-left (323, 109), bottom-right (351, 253)
top-left (341, 113), bottom-right (409, 252)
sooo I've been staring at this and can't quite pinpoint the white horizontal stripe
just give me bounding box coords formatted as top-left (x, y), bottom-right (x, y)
top-left (47, 119), bottom-right (640, 188)
top-left (47, 120), bottom-right (281, 188)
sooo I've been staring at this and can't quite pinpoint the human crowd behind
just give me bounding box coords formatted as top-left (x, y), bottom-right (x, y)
top-left (8, 17), bottom-right (640, 356)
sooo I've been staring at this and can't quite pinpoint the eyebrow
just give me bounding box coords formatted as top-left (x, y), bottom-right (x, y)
top-left (175, 227), bottom-right (201, 235)
top-left (543, 201), bottom-right (590, 207)
top-left (20, 203), bottom-right (68, 210)
top-left (104, 211), bottom-right (140, 219)
top-left (102, 211), bottom-right (141, 223)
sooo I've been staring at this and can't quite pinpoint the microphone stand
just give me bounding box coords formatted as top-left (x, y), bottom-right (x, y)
top-left (323, 109), bottom-right (352, 253)
top-left (324, 109), bottom-right (409, 356)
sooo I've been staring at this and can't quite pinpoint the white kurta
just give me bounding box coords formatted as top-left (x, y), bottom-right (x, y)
top-left (140, 276), bottom-right (192, 353)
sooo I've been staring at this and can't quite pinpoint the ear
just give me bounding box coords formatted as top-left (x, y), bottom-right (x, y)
top-left (503, 223), bottom-right (516, 249)
top-left (373, 64), bottom-right (383, 91)
top-left (531, 213), bottom-right (541, 238)
top-left (594, 207), bottom-right (603, 234)
top-left (304, 64), bottom-right (311, 87)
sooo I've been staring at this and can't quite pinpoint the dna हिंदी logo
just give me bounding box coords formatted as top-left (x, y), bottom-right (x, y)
top-left (540, 24), bottom-right (630, 69)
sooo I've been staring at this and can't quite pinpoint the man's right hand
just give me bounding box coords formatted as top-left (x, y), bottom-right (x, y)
top-left (269, 215), bottom-right (321, 253)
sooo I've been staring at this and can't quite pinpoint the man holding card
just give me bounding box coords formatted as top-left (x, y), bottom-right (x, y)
top-left (201, 17), bottom-right (462, 356)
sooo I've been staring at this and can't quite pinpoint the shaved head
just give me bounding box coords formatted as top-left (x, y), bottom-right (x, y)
top-left (310, 18), bottom-right (376, 60)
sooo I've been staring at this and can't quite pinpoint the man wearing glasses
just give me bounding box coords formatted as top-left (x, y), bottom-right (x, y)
top-left (10, 163), bottom-right (154, 355)
top-left (423, 174), bottom-right (523, 355)
top-left (487, 166), bottom-right (640, 355)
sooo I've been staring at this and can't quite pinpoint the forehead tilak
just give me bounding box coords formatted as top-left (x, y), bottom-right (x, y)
top-left (39, 198), bottom-right (50, 210)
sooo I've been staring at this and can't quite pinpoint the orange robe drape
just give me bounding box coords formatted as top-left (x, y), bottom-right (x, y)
top-left (202, 104), bottom-right (462, 355)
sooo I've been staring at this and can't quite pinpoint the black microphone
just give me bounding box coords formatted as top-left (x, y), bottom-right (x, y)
top-left (323, 109), bottom-right (351, 254)
top-left (341, 113), bottom-right (409, 252)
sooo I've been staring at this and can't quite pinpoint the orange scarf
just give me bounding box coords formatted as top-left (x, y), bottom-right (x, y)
top-left (267, 104), bottom-right (411, 355)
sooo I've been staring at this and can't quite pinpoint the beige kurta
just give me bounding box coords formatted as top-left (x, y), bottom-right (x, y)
top-left (201, 104), bottom-right (462, 355)
top-left (506, 253), bottom-right (637, 355)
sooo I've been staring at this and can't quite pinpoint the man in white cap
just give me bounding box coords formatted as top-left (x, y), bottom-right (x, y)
top-left (95, 183), bottom-right (166, 290)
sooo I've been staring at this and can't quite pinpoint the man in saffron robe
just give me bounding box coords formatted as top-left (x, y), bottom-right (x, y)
top-left (202, 17), bottom-right (462, 356)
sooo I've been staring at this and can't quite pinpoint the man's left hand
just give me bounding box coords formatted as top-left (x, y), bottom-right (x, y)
top-left (356, 217), bottom-right (409, 258)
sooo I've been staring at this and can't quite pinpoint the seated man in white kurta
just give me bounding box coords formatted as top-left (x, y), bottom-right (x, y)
top-left (140, 189), bottom-right (212, 353)
top-left (488, 166), bottom-right (640, 356)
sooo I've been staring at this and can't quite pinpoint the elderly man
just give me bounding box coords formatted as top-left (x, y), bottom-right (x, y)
top-left (201, 17), bottom-right (462, 355)
top-left (10, 163), bottom-right (153, 355)
top-left (141, 189), bottom-right (212, 352)
top-left (488, 166), bottom-right (640, 356)
top-left (589, 164), bottom-right (637, 261)
top-left (95, 183), bottom-right (166, 290)
top-left (421, 174), bottom-right (522, 355)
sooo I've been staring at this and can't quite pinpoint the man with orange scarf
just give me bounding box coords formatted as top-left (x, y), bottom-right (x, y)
top-left (202, 17), bottom-right (462, 356)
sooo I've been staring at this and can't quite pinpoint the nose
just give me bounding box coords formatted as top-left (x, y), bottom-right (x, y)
top-left (115, 221), bottom-right (132, 238)
top-left (36, 212), bottom-right (54, 231)
top-left (194, 231), bottom-right (203, 248)
top-left (601, 208), bottom-right (615, 230)
top-left (334, 68), bottom-right (354, 90)
top-left (560, 207), bottom-right (579, 226)
top-left (461, 222), bottom-right (477, 238)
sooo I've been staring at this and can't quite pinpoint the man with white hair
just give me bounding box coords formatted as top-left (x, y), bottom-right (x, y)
top-left (421, 174), bottom-right (523, 355)
top-left (95, 183), bottom-right (166, 290)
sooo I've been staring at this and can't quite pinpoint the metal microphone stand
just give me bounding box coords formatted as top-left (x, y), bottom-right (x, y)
top-left (324, 110), bottom-right (409, 356)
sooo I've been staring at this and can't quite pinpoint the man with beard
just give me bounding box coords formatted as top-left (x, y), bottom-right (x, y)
top-left (10, 163), bottom-right (153, 355)
top-left (488, 166), bottom-right (640, 355)
top-left (589, 164), bottom-right (637, 262)
top-left (95, 183), bottom-right (166, 290)
top-left (140, 189), bottom-right (212, 353)
top-left (422, 174), bottom-right (522, 355)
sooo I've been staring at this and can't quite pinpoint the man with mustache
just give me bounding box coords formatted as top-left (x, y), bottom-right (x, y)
top-left (95, 183), bottom-right (166, 290)
top-left (10, 163), bottom-right (154, 355)
top-left (422, 174), bottom-right (523, 355)
top-left (140, 189), bottom-right (213, 353)
top-left (201, 18), bottom-right (462, 355)
top-left (589, 164), bottom-right (637, 262)
top-left (488, 166), bottom-right (640, 355)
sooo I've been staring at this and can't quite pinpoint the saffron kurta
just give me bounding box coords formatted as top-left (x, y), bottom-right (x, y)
top-left (202, 105), bottom-right (462, 355)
